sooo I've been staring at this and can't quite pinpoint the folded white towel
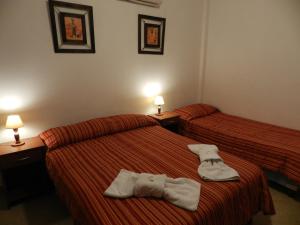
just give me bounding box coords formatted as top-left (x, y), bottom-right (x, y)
top-left (164, 177), bottom-right (201, 211)
top-left (188, 144), bottom-right (219, 155)
top-left (188, 144), bottom-right (222, 162)
top-left (198, 161), bottom-right (240, 181)
top-left (104, 169), bottom-right (201, 211)
top-left (199, 150), bottom-right (222, 163)
top-left (188, 144), bottom-right (240, 181)
top-left (134, 173), bottom-right (166, 198)
top-left (104, 169), bottom-right (138, 198)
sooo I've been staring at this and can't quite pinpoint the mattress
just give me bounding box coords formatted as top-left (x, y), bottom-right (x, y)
top-left (42, 114), bottom-right (274, 225)
top-left (175, 105), bottom-right (300, 184)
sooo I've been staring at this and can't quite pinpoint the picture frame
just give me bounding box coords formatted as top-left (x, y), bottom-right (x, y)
top-left (138, 14), bottom-right (166, 55)
top-left (48, 0), bottom-right (95, 53)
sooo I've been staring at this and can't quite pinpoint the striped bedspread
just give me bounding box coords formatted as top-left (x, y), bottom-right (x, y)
top-left (45, 125), bottom-right (274, 225)
top-left (175, 107), bottom-right (300, 185)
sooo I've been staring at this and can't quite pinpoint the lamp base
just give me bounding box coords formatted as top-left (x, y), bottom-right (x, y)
top-left (155, 113), bottom-right (164, 116)
top-left (11, 141), bottom-right (25, 147)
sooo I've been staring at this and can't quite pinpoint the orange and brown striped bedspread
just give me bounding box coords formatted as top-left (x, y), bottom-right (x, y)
top-left (44, 120), bottom-right (274, 225)
top-left (175, 105), bottom-right (300, 185)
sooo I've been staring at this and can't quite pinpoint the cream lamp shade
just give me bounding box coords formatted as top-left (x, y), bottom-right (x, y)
top-left (154, 96), bottom-right (165, 106)
top-left (6, 115), bottom-right (24, 129)
top-left (5, 114), bottom-right (25, 146)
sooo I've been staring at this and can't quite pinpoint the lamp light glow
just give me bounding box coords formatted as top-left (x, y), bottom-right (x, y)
top-left (143, 83), bottom-right (162, 97)
top-left (0, 96), bottom-right (22, 111)
top-left (6, 115), bottom-right (25, 146)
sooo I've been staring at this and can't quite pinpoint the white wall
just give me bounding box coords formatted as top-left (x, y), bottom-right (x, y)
top-left (202, 0), bottom-right (300, 130)
top-left (0, 0), bottom-right (204, 142)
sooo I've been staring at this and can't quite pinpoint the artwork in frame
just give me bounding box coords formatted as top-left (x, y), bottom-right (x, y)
top-left (48, 0), bottom-right (95, 53)
top-left (138, 14), bottom-right (166, 55)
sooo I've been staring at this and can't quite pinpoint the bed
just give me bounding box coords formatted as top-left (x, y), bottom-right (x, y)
top-left (175, 104), bottom-right (300, 185)
top-left (40, 114), bottom-right (274, 225)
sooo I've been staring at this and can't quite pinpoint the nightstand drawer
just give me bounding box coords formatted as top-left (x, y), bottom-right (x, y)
top-left (160, 118), bottom-right (179, 126)
top-left (149, 112), bottom-right (180, 133)
top-left (0, 149), bottom-right (44, 170)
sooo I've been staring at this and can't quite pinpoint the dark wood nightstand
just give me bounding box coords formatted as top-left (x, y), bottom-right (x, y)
top-left (149, 112), bottom-right (180, 132)
top-left (0, 136), bottom-right (51, 207)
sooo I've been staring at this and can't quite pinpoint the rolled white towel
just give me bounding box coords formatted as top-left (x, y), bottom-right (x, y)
top-left (198, 161), bottom-right (240, 181)
top-left (188, 144), bottom-right (219, 154)
top-left (188, 144), bottom-right (221, 162)
top-left (188, 144), bottom-right (240, 181)
top-left (104, 169), bottom-right (138, 198)
top-left (198, 149), bottom-right (222, 162)
top-left (163, 177), bottom-right (201, 211)
top-left (104, 169), bottom-right (201, 211)
top-left (134, 173), bottom-right (166, 198)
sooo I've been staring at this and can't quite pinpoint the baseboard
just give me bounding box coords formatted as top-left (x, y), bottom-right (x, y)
top-left (264, 170), bottom-right (300, 200)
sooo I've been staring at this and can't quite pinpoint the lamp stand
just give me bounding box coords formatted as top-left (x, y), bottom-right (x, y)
top-left (11, 128), bottom-right (25, 147)
top-left (156, 105), bottom-right (163, 116)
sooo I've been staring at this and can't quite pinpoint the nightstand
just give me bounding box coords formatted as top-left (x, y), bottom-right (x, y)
top-left (149, 112), bottom-right (180, 132)
top-left (0, 136), bottom-right (51, 207)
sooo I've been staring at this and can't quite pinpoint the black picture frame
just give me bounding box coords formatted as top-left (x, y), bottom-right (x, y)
top-left (138, 14), bottom-right (166, 55)
top-left (48, 0), bottom-right (95, 53)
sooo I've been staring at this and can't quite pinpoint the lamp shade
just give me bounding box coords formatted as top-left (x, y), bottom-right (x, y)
top-left (154, 96), bottom-right (164, 105)
top-left (6, 115), bottom-right (24, 129)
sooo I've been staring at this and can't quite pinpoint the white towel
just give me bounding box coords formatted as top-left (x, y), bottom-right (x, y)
top-left (199, 150), bottom-right (222, 163)
top-left (134, 173), bottom-right (166, 198)
top-left (198, 161), bottom-right (240, 181)
top-left (188, 144), bottom-right (222, 162)
top-left (103, 169), bottom-right (138, 198)
top-left (163, 177), bottom-right (201, 211)
top-left (104, 169), bottom-right (201, 211)
top-left (188, 144), bottom-right (219, 155)
top-left (188, 144), bottom-right (240, 181)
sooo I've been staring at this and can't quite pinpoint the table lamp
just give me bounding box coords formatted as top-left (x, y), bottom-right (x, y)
top-left (154, 96), bottom-right (164, 115)
top-left (6, 114), bottom-right (25, 146)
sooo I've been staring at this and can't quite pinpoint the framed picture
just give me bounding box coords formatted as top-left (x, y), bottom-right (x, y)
top-left (48, 0), bottom-right (95, 53)
top-left (138, 14), bottom-right (166, 55)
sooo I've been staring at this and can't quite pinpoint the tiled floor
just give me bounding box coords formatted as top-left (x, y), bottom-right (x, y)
top-left (251, 187), bottom-right (300, 225)
top-left (0, 193), bottom-right (72, 225)
top-left (0, 187), bottom-right (299, 225)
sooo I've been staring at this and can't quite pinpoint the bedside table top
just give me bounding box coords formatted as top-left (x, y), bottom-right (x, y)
top-left (0, 136), bottom-right (45, 156)
top-left (149, 111), bottom-right (180, 121)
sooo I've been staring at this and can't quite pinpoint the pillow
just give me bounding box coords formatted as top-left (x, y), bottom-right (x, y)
top-left (87, 114), bottom-right (159, 137)
top-left (40, 114), bottom-right (158, 150)
top-left (175, 104), bottom-right (218, 121)
top-left (40, 120), bottom-right (94, 151)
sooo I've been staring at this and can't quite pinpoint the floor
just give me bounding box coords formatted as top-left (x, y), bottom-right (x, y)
top-left (0, 187), bottom-right (299, 225)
